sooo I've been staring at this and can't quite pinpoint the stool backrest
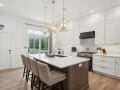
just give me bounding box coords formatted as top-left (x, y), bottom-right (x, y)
top-left (25, 57), bottom-right (31, 70)
top-left (21, 55), bottom-right (27, 66)
top-left (37, 62), bottom-right (51, 85)
top-left (30, 59), bottom-right (39, 76)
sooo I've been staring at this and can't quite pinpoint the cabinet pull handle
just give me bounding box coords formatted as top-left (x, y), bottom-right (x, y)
top-left (100, 66), bottom-right (106, 69)
top-left (101, 60), bottom-right (106, 63)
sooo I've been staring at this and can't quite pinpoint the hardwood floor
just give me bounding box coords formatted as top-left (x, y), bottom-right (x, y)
top-left (0, 68), bottom-right (120, 90)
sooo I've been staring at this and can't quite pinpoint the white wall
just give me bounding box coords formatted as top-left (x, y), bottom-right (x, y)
top-left (0, 12), bottom-right (45, 69)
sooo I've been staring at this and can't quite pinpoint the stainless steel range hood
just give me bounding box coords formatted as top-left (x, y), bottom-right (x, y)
top-left (79, 31), bottom-right (95, 39)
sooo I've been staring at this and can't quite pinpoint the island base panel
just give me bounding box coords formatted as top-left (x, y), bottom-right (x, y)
top-left (64, 62), bottom-right (89, 90)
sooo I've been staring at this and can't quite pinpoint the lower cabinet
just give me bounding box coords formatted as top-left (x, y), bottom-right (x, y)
top-left (116, 58), bottom-right (120, 77)
top-left (93, 55), bottom-right (120, 78)
top-left (93, 64), bottom-right (115, 75)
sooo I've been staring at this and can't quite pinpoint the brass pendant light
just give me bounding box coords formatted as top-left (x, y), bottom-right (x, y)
top-left (49, 0), bottom-right (57, 32)
top-left (59, 0), bottom-right (69, 32)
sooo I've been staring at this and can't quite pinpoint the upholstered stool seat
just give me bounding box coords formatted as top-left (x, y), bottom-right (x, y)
top-left (37, 62), bottom-right (66, 90)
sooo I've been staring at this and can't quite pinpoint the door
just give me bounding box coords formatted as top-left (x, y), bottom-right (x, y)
top-left (11, 34), bottom-right (28, 68)
top-left (0, 32), bottom-right (12, 70)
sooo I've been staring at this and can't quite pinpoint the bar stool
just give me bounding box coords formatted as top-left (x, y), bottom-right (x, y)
top-left (21, 55), bottom-right (27, 78)
top-left (25, 56), bottom-right (32, 82)
top-left (30, 58), bottom-right (41, 90)
top-left (37, 62), bottom-right (66, 90)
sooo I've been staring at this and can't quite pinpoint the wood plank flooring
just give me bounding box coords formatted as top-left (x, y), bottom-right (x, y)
top-left (0, 68), bottom-right (120, 90)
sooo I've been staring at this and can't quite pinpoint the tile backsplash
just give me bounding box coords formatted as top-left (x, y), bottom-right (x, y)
top-left (99, 45), bottom-right (120, 54)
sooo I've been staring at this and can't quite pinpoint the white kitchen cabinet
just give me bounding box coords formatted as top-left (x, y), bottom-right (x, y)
top-left (72, 22), bottom-right (80, 45)
top-left (93, 64), bottom-right (115, 75)
top-left (116, 58), bottom-right (120, 77)
top-left (105, 19), bottom-right (120, 44)
top-left (80, 24), bottom-right (95, 33)
top-left (93, 55), bottom-right (116, 76)
top-left (94, 22), bottom-right (105, 45)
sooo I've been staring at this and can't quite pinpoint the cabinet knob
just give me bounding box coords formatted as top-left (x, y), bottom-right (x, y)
top-left (8, 49), bottom-right (12, 54)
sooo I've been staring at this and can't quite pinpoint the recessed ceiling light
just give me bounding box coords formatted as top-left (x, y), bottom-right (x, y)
top-left (0, 3), bottom-right (4, 7)
top-left (90, 10), bottom-right (94, 13)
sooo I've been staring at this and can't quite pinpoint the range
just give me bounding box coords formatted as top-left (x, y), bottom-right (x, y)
top-left (77, 52), bottom-right (96, 71)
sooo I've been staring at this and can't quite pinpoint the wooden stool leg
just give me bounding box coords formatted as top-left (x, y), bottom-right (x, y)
top-left (60, 82), bottom-right (64, 90)
top-left (26, 68), bottom-right (28, 82)
top-left (38, 79), bottom-right (41, 90)
top-left (41, 83), bottom-right (45, 90)
top-left (23, 66), bottom-right (26, 77)
top-left (31, 73), bottom-right (34, 90)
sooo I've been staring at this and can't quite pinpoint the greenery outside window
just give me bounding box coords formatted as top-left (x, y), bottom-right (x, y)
top-left (29, 36), bottom-right (48, 54)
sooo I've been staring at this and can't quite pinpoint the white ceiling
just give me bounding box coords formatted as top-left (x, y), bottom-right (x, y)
top-left (0, 0), bottom-right (120, 23)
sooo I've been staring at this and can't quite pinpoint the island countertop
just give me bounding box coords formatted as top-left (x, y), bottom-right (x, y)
top-left (30, 54), bottom-right (90, 69)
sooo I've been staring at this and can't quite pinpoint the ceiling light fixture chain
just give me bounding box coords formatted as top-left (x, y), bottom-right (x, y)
top-left (52, 0), bottom-right (55, 26)
top-left (49, 0), bottom-right (57, 32)
top-left (44, 6), bottom-right (47, 27)
top-left (43, 6), bottom-right (49, 33)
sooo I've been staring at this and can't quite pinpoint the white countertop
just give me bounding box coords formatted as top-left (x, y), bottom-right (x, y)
top-left (94, 53), bottom-right (120, 58)
top-left (30, 54), bottom-right (90, 69)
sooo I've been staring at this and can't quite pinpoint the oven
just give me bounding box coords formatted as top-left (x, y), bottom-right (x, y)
top-left (77, 52), bottom-right (95, 71)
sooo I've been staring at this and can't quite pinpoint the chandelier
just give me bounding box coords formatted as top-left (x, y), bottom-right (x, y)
top-left (59, 0), bottom-right (69, 32)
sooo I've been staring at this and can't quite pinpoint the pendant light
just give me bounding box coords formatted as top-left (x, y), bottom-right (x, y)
top-left (49, 0), bottom-right (57, 32)
top-left (59, 0), bottom-right (69, 32)
top-left (43, 6), bottom-right (49, 33)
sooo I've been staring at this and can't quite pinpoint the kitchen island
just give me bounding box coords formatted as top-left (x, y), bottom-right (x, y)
top-left (30, 54), bottom-right (90, 90)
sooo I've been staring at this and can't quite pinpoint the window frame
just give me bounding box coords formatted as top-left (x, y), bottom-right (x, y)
top-left (28, 34), bottom-right (49, 54)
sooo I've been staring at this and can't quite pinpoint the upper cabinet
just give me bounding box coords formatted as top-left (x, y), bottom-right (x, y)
top-left (72, 22), bottom-right (80, 45)
top-left (95, 22), bottom-right (105, 45)
top-left (80, 24), bottom-right (95, 33)
top-left (105, 19), bottom-right (120, 45)
top-left (94, 18), bottom-right (120, 45)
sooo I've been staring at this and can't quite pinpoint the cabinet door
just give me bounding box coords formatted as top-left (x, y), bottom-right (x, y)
top-left (93, 64), bottom-right (115, 75)
top-left (80, 24), bottom-right (94, 33)
top-left (72, 22), bottom-right (80, 45)
top-left (116, 58), bottom-right (120, 77)
top-left (95, 22), bottom-right (105, 45)
top-left (105, 19), bottom-right (120, 44)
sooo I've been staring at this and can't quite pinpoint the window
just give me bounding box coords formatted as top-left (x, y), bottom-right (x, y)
top-left (29, 37), bottom-right (48, 54)
top-left (35, 38), bottom-right (39, 49)
top-left (41, 37), bottom-right (48, 51)
top-left (28, 30), bottom-right (49, 54)
top-left (29, 38), bottom-right (34, 48)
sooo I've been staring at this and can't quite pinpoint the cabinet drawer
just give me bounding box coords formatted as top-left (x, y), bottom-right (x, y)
top-left (93, 64), bottom-right (115, 75)
top-left (93, 57), bottom-right (115, 68)
top-left (93, 56), bottom-right (115, 62)
top-left (116, 58), bottom-right (120, 63)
